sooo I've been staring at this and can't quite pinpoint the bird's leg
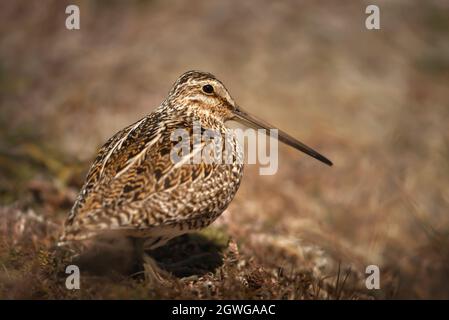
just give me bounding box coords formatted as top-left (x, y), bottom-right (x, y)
top-left (142, 254), bottom-right (171, 286)
top-left (129, 237), bottom-right (171, 285)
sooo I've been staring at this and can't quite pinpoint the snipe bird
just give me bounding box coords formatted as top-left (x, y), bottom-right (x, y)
top-left (60, 70), bottom-right (332, 281)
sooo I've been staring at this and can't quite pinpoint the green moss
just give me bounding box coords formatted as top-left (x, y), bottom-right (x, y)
top-left (198, 227), bottom-right (230, 249)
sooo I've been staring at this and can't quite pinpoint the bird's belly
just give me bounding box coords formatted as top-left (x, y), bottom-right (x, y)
top-left (124, 225), bottom-right (189, 250)
top-left (126, 164), bottom-right (243, 248)
top-left (134, 163), bottom-right (244, 234)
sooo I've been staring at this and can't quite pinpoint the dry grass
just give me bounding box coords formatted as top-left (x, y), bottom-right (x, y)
top-left (1, 0), bottom-right (449, 299)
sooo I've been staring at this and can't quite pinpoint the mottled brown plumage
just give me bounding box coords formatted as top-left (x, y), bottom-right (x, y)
top-left (60, 71), bottom-right (331, 281)
top-left (60, 71), bottom-right (244, 250)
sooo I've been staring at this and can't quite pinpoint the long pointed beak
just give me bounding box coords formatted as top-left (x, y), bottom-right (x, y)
top-left (232, 107), bottom-right (333, 166)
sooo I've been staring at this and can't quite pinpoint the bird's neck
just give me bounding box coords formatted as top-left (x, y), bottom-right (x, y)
top-left (187, 108), bottom-right (227, 132)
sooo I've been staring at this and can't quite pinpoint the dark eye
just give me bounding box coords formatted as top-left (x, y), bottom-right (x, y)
top-left (202, 84), bottom-right (214, 94)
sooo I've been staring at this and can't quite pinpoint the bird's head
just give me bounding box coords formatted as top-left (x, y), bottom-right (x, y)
top-left (167, 70), bottom-right (333, 166)
top-left (167, 70), bottom-right (237, 121)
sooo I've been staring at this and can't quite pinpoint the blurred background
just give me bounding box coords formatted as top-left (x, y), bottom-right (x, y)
top-left (1, 0), bottom-right (448, 299)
